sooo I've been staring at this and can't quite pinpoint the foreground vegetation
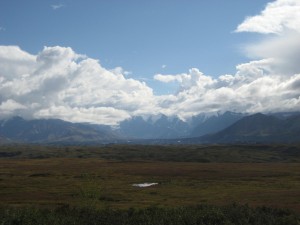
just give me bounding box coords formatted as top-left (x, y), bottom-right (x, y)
top-left (0, 144), bottom-right (299, 224)
top-left (1, 204), bottom-right (299, 225)
top-left (1, 144), bottom-right (300, 162)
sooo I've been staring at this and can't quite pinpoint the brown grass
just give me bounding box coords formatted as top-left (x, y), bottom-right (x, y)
top-left (0, 158), bottom-right (299, 212)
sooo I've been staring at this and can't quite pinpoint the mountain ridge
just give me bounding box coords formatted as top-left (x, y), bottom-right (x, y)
top-left (0, 116), bottom-right (121, 144)
top-left (0, 111), bottom-right (299, 145)
top-left (202, 113), bottom-right (300, 143)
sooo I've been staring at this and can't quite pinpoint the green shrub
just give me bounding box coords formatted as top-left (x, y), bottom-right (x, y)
top-left (0, 204), bottom-right (299, 225)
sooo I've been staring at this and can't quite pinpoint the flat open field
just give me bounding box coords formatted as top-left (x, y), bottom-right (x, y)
top-left (1, 145), bottom-right (300, 213)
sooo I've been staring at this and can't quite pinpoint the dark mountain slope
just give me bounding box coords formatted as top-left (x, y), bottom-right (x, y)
top-left (218, 113), bottom-right (282, 136)
top-left (202, 113), bottom-right (300, 143)
top-left (0, 117), bottom-right (120, 144)
top-left (191, 111), bottom-right (245, 137)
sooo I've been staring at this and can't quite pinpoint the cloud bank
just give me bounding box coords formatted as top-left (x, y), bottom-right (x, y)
top-left (0, 0), bottom-right (300, 124)
top-left (0, 46), bottom-right (155, 124)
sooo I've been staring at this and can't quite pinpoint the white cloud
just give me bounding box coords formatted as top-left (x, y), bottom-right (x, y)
top-left (236, 0), bottom-right (300, 78)
top-left (51, 4), bottom-right (64, 10)
top-left (35, 105), bottom-right (130, 125)
top-left (236, 0), bottom-right (300, 34)
top-left (0, 100), bottom-right (26, 117)
top-left (236, 0), bottom-right (300, 75)
top-left (154, 74), bottom-right (183, 83)
top-left (0, 27), bottom-right (5, 31)
top-left (155, 68), bottom-right (215, 91)
top-left (0, 46), bottom-right (155, 125)
top-left (155, 60), bottom-right (300, 119)
top-left (0, 46), bottom-right (36, 79)
top-left (243, 34), bottom-right (300, 75)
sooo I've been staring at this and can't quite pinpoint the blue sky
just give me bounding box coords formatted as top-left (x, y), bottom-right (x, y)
top-left (1, 0), bottom-right (300, 124)
top-left (0, 0), bottom-right (270, 94)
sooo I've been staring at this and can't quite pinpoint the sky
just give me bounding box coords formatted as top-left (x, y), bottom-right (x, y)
top-left (0, 0), bottom-right (300, 125)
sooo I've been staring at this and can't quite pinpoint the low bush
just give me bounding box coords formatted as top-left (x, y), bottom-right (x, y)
top-left (0, 204), bottom-right (299, 225)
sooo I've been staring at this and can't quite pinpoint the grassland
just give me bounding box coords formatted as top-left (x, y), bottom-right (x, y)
top-left (0, 144), bottom-right (299, 224)
top-left (1, 144), bottom-right (300, 162)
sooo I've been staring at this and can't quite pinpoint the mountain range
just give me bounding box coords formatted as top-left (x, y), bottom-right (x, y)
top-left (0, 111), bottom-right (299, 145)
top-left (118, 111), bottom-right (245, 139)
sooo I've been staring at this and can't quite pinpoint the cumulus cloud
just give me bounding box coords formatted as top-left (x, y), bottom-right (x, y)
top-left (155, 60), bottom-right (300, 119)
top-left (0, 46), bottom-right (36, 79)
top-left (155, 68), bottom-right (215, 92)
top-left (0, 46), bottom-right (155, 125)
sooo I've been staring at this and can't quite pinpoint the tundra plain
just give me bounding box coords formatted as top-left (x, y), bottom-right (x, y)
top-left (0, 144), bottom-right (299, 212)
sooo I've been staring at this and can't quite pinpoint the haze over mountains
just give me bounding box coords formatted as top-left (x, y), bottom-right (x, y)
top-left (0, 111), bottom-right (299, 145)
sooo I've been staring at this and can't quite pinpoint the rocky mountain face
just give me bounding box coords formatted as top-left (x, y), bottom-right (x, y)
top-left (118, 115), bottom-right (190, 139)
top-left (118, 112), bottom-right (246, 139)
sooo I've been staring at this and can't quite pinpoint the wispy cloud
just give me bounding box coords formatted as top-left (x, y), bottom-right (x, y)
top-left (51, 4), bottom-right (64, 10)
top-left (0, 27), bottom-right (5, 32)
